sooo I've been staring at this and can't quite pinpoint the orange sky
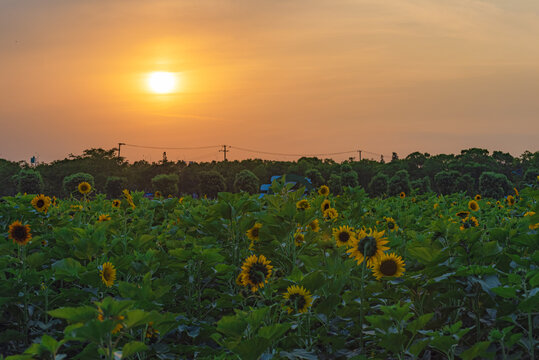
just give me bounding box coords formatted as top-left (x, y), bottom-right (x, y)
top-left (1, 0), bottom-right (538, 163)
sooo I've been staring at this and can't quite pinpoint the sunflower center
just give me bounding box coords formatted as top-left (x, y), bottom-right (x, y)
top-left (387, 222), bottom-right (394, 229)
top-left (103, 267), bottom-right (113, 281)
top-left (36, 199), bottom-right (45, 208)
top-left (12, 225), bottom-right (27, 240)
top-left (379, 259), bottom-right (398, 276)
top-left (338, 231), bottom-right (350, 243)
top-left (323, 203), bottom-right (330, 211)
top-left (251, 228), bottom-right (259, 238)
top-left (288, 293), bottom-right (307, 310)
top-left (357, 236), bottom-right (378, 257)
top-left (248, 262), bottom-right (268, 284)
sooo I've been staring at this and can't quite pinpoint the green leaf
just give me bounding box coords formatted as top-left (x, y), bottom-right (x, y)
top-left (407, 313), bottom-right (434, 334)
top-left (124, 309), bottom-right (152, 329)
top-left (216, 316), bottom-right (247, 338)
top-left (518, 293), bottom-right (539, 312)
top-left (40, 334), bottom-right (60, 353)
top-left (491, 286), bottom-right (517, 299)
top-left (430, 335), bottom-right (457, 354)
top-left (231, 336), bottom-right (270, 360)
top-left (407, 246), bottom-right (441, 264)
top-left (258, 323), bottom-right (290, 341)
top-left (460, 341), bottom-right (493, 360)
top-left (48, 306), bottom-right (96, 323)
top-left (408, 339), bottom-right (429, 357)
top-left (121, 341), bottom-right (148, 358)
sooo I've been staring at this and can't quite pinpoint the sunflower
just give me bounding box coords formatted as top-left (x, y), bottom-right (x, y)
top-left (399, 192), bottom-right (406, 199)
top-left (123, 189), bottom-right (136, 209)
top-left (98, 214), bottom-right (111, 222)
top-left (411, 197), bottom-right (416, 203)
top-left (31, 194), bottom-right (51, 213)
top-left (308, 219), bottom-right (320, 232)
top-left (506, 195), bottom-right (515, 206)
top-left (294, 231), bottom-right (305, 247)
top-left (474, 194), bottom-right (482, 201)
top-left (246, 223), bottom-right (262, 242)
top-left (8, 221), bottom-right (32, 246)
top-left (318, 185), bottom-right (330, 196)
top-left (154, 191), bottom-right (162, 198)
top-left (371, 253), bottom-right (405, 280)
top-left (296, 199), bottom-right (310, 210)
top-left (71, 204), bottom-right (83, 211)
top-left (100, 262), bottom-right (116, 287)
top-left (383, 217), bottom-right (399, 232)
top-left (145, 322), bottom-right (159, 339)
top-left (112, 199), bottom-right (121, 208)
top-left (240, 254), bottom-right (273, 292)
top-left (347, 228), bottom-right (389, 267)
top-left (456, 211), bottom-right (470, 219)
top-left (323, 207), bottom-right (338, 220)
top-left (283, 285), bottom-right (313, 314)
top-left (524, 211), bottom-right (536, 217)
top-left (332, 225), bottom-right (355, 247)
top-left (468, 200), bottom-right (479, 212)
top-left (97, 308), bottom-right (124, 334)
top-left (513, 188), bottom-right (519, 197)
top-left (529, 223), bottom-right (539, 230)
top-left (460, 216), bottom-right (479, 231)
top-left (433, 203), bottom-right (439, 209)
top-left (321, 199), bottom-right (331, 212)
top-left (78, 182), bottom-right (92, 194)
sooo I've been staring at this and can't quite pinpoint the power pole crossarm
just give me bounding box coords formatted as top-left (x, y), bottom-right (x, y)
top-left (219, 145), bottom-right (229, 161)
top-left (118, 143), bottom-right (125, 158)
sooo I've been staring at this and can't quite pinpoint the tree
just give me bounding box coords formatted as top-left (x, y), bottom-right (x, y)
top-left (105, 176), bottom-right (127, 198)
top-left (479, 172), bottom-right (512, 199)
top-left (151, 174), bottom-right (179, 196)
top-left (305, 168), bottom-right (325, 188)
top-left (341, 165), bottom-right (359, 188)
top-left (14, 168), bottom-right (44, 194)
top-left (368, 173), bottom-right (389, 197)
top-left (410, 176), bottom-right (431, 194)
top-left (199, 171), bottom-right (226, 198)
top-left (454, 174), bottom-right (475, 196)
top-left (233, 170), bottom-right (260, 194)
top-left (388, 170), bottom-right (411, 196)
top-left (434, 170), bottom-right (460, 195)
top-left (63, 173), bottom-right (95, 197)
top-left (328, 174), bottom-right (343, 195)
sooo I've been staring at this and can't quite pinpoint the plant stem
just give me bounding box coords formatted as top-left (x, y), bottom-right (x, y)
top-left (359, 259), bottom-right (366, 353)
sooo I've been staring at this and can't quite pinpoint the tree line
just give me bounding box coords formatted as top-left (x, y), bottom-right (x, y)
top-left (0, 148), bottom-right (537, 199)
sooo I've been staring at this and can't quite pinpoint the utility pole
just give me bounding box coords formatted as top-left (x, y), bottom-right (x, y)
top-left (358, 150), bottom-right (362, 161)
top-left (118, 143), bottom-right (125, 159)
top-left (380, 154), bottom-right (385, 163)
top-left (219, 145), bottom-right (229, 161)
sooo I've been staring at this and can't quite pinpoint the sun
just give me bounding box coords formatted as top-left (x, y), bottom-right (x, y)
top-left (147, 72), bottom-right (177, 94)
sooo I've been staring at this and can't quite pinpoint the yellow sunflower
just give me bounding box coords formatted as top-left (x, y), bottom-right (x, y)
top-left (8, 221), bottom-right (32, 246)
top-left (399, 192), bottom-right (406, 199)
top-left (323, 207), bottom-right (338, 220)
top-left (524, 211), bottom-right (536, 217)
top-left (468, 200), bottom-right (479, 212)
top-left (433, 203), bottom-right (439, 209)
top-left (240, 254), bottom-right (273, 292)
top-left (100, 262), bottom-right (117, 287)
top-left (513, 187), bottom-right (519, 197)
top-left (474, 194), bottom-right (482, 201)
top-left (411, 197), bottom-right (416, 203)
top-left (123, 189), bottom-right (136, 209)
top-left (460, 216), bottom-right (479, 231)
top-left (112, 199), bottom-right (121, 208)
top-left (154, 191), bottom-right (162, 198)
top-left (332, 225), bottom-right (355, 247)
top-left (78, 182), bottom-right (92, 195)
top-left (97, 308), bottom-right (124, 334)
top-left (31, 194), bottom-right (51, 213)
top-left (456, 211), bottom-right (470, 219)
top-left (506, 195), bottom-right (515, 206)
top-left (296, 199), bottom-right (310, 210)
top-left (246, 223), bottom-right (262, 242)
top-left (371, 253), bottom-right (405, 280)
top-left (98, 214), bottom-right (111, 222)
top-left (318, 185), bottom-right (330, 197)
top-left (283, 285), bottom-right (313, 314)
top-left (145, 321), bottom-right (159, 339)
top-left (294, 231), bottom-right (305, 247)
top-left (308, 219), bottom-right (320, 232)
top-left (383, 217), bottom-right (399, 232)
top-left (347, 228), bottom-right (389, 267)
top-left (529, 223), bottom-right (539, 230)
top-left (321, 199), bottom-right (331, 212)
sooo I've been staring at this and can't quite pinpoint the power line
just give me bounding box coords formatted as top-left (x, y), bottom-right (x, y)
top-left (123, 143), bottom-right (220, 150)
top-left (231, 146), bottom-right (358, 157)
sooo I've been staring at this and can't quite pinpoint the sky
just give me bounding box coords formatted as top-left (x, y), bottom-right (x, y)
top-left (1, 0), bottom-right (538, 163)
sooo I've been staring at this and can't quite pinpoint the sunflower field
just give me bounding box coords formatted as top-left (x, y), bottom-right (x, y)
top-left (1, 179), bottom-right (538, 360)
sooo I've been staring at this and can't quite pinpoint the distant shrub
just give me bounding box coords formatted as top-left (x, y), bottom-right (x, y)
top-left (388, 170), bottom-right (411, 196)
top-left (199, 171), bottom-right (226, 198)
top-left (328, 174), bottom-right (343, 195)
top-left (305, 168), bottom-right (325, 188)
top-left (479, 171), bottom-right (512, 199)
top-left (14, 169), bottom-right (44, 194)
top-left (455, 174), bottom-right (475, 196)
top-left (63, 172), bottom-right (95, 196)
top-left (523, 167), bottom-right (538, 184)
top-left (341, 168), bottom-right (359, 188)
top-left (0, 160), bottom-right (21, 196)
top-left (410, 176), bottom-right (431, 194)
top-left (104, 176), bottom-right (127, 198)
top-left (434, 170), bottom-right (460, 195)
top-left (151, 173), bottom-right (179, 196)
top-left (368, 173), bottom-right (389, 196)
top-left (233, 170), bottom-right (259, 194)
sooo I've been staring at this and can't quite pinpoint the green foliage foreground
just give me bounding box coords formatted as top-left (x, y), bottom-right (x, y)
top-left (0, 180), bottom-right (538, 359)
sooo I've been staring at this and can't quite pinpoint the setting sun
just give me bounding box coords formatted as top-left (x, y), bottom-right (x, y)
top-left (147, 71), bottom-right (177, 94)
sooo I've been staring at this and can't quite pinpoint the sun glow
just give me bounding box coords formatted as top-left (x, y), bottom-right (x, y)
top-left (147, 72), bottom-right (177, 94)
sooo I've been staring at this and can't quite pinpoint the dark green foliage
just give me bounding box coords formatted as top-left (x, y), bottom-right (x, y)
top-left (199, 170), bottom-right (226, 198)
top-left (233, 170), bottom-right (259, 194)
top-left (388, 169), bottom-right (411, 196)
top-left (0, 159), bottom-right (20, 196)
top-left (63, 172), bottom-right (95, 196)
top-left (14, 168), bottom-right (44, 194)
top-left (455, 174), bottom-right (475, 196)
top-left (434, 170), bottom-right (460, 195)
top-left (369, 173), bottom-right (389, 196)
top-left (479, 171), bottom-right (512, 199)
top-left (328, 174), bottom-right (342, 195)
top-left (523, 167), bottom-right (538, 184)
top-left (151, 173), bottom-right (179, 196)
top-left (305, 168), bottom-right (325, 188)
top-left (340, 165), bottom-right (358, 188)
top-left (104, 176), bottom-right (127, 198)
top-left (410, 176), bottom-right (431, 194)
